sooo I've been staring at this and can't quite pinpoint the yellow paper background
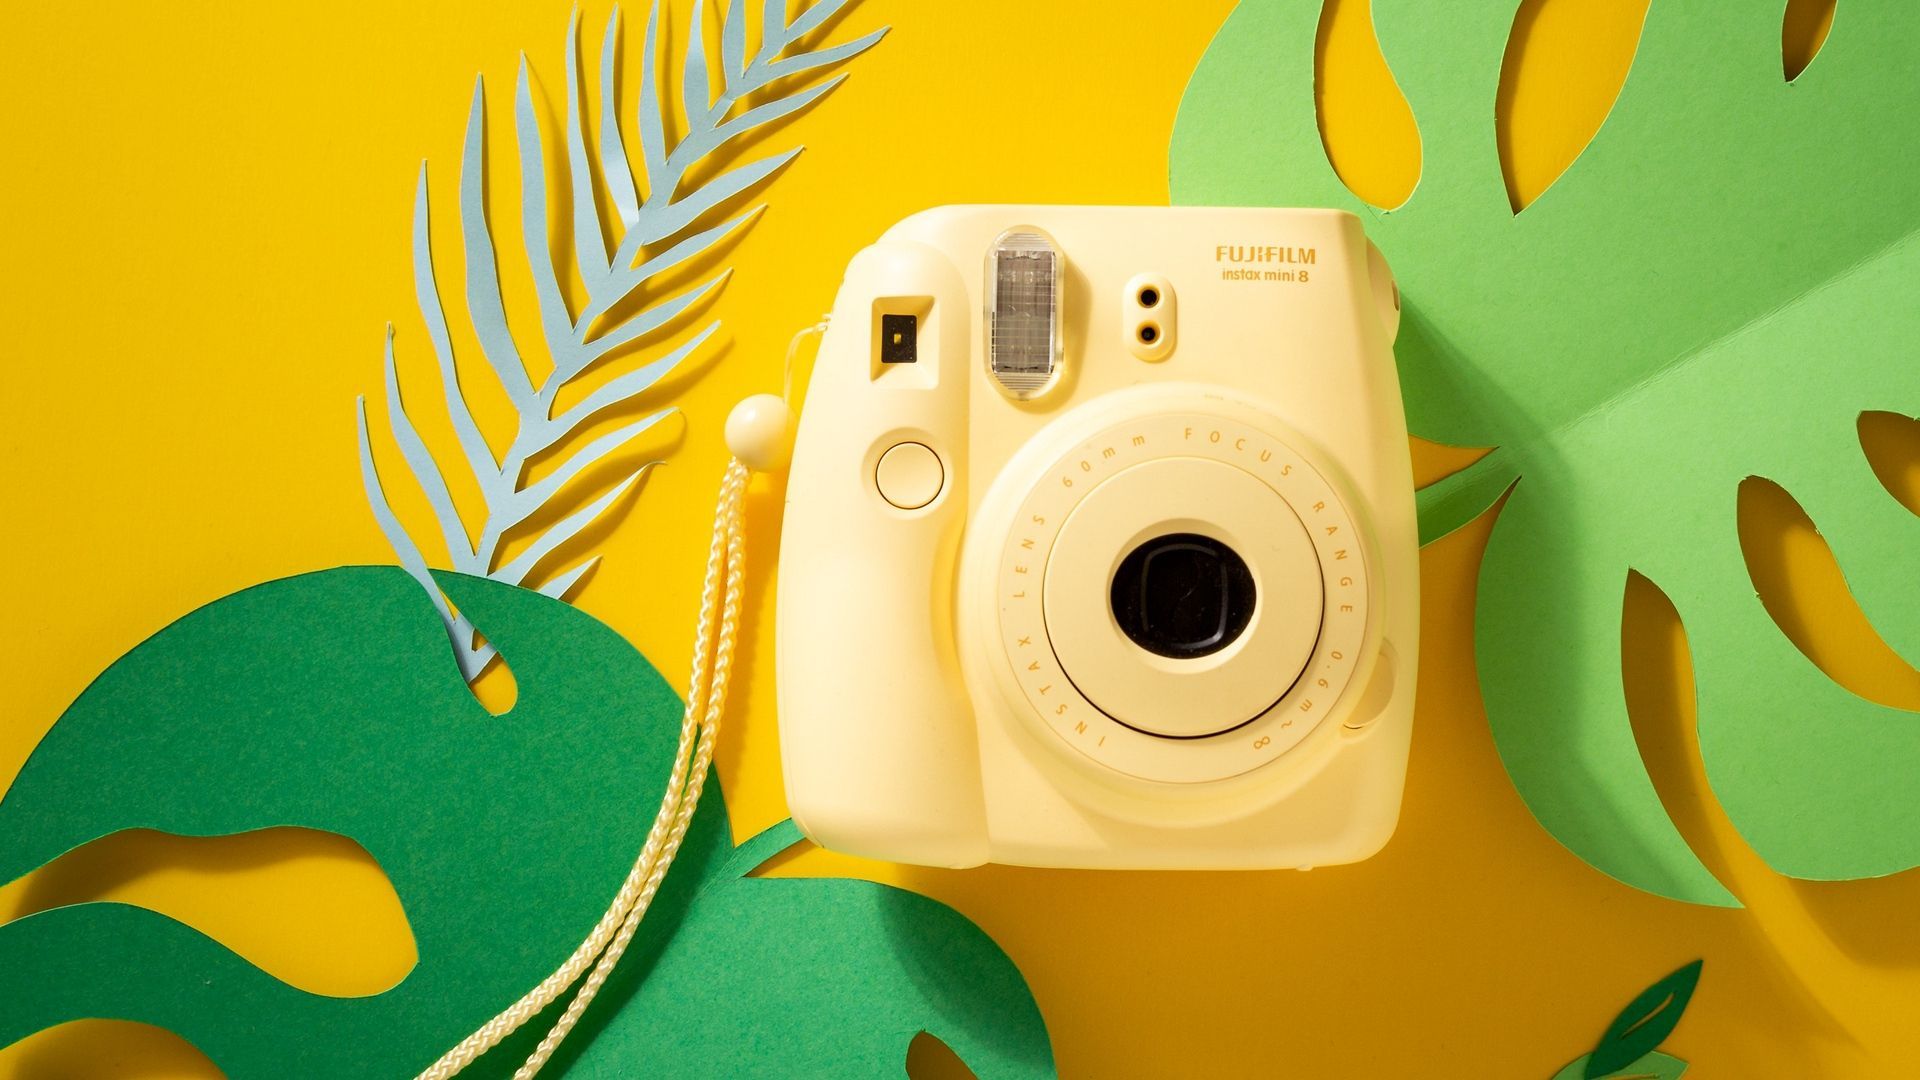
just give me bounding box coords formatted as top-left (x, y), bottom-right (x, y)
top-left (3, 0), bottom-right (1917, 1076)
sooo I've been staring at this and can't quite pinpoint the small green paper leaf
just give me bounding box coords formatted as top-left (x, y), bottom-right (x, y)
top-left (1585, 960), bottom-right (1702, 1079)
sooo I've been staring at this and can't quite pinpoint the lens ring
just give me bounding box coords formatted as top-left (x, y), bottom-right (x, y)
top-left (1109, 533), bottom-right (1256, 659)
top-left (992, 406), bottom-right (1369, 777)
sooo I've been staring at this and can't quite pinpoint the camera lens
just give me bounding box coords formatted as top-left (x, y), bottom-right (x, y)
top-left (1109, 533), bottom-right (1256, 659)
top-left (1137, 286), bottom-right (1160, 307)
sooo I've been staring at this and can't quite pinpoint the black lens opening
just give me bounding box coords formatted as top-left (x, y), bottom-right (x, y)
top-left (1109, 532), bottom-right (1256, 659)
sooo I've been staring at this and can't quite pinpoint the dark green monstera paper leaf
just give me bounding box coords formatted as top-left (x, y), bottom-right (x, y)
top-left (0, 568), bottom-right (1052, 1077)
top-left (1173, 0), bottom-right (1920, 904)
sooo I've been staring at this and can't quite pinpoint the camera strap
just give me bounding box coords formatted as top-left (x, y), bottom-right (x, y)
top-left (413, 324), bottom-right (821, 1079)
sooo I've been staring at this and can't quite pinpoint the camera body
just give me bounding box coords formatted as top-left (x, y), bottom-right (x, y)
top-left (777, 205), bottom-right (1416, 870)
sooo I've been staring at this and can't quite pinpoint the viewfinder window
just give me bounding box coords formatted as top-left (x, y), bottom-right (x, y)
top-left (880, 313), bottom-right (918, 364)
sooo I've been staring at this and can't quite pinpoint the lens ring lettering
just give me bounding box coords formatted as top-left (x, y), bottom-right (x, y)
top-left (995, 411), bottom-right (1371, 784)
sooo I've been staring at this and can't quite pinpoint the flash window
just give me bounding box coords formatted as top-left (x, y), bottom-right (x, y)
top-left (985, 228), bottom-right (1063, 398)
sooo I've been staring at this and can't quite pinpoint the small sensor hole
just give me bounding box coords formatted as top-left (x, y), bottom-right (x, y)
top-left (1138, 323), bottom-right (1159, 344)
top-left (1137, 286), bottom-right (1160, 308)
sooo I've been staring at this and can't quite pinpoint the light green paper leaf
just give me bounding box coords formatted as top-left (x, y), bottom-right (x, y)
top-left (1552, 1050), bottom-right (1687, 1080)
top-left (363, 0), bottom-right (886, 680)
top-left (0, 568), bottom-right (1052, 1077)
top-left (1172, 0), bottom-right (1920, 903)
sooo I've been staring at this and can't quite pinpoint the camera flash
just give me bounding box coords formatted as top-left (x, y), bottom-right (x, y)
top-left (986, 228), bottom-right (1063, 398)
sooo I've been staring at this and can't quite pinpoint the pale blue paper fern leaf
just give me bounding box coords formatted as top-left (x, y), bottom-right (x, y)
top-left (356, 0), bottom-right (885, 679)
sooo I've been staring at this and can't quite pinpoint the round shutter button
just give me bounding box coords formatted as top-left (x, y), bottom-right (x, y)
top-left (875, 442), bottom-right (944, 509)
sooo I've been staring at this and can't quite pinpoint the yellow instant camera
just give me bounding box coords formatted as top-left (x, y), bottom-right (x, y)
top-left (778, 206), bottom-right (1416, 870)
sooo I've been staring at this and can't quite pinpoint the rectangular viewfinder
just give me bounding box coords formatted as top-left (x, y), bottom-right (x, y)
top-left (870, 297), bottom-right (934, 386)
top-left (880, 313), bottom-right (918, 363)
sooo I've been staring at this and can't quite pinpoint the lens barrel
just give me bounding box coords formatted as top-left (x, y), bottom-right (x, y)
top-left (1109, 532), bottom-right (1256, 659)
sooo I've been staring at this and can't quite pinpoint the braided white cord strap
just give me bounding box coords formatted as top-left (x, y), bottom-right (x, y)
top-left (416, 459), bottom-right (753, 1080)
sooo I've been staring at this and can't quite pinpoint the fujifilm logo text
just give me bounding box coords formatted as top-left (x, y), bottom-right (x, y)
top-left (1216, 243), bottom-right (1316, 284)
top-left (1216, 245), bottom-right (1316, 265)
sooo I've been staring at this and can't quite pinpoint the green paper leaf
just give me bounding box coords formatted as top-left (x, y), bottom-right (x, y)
top-left (540, 822), bottom-right (1054, 1079)
top-left (0, 568), bottom-right (695, 1075)
top-left (1551, 1050), bottom-right (1687, 1080)
top-left (1585, 960), bottom-right (1701, 1079)
top-left (0, 568), bottom-right (1053, 1077)
top-left (1172, 0), bottom-right (1920, 903)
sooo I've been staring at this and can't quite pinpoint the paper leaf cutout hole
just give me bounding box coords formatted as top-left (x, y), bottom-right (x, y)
top-left (1312, 0), bottom-right (1419, 210)
top-left (0, 1020), bottom-right (222, 1079)
top-left (906, 1030), bottom-right (981, 1080)
top-left (1736, 474), bottom-right (1920, 711)
top-left (1312, 0), bottom-right (1843, 216)
top-left (1860, 409), bottom-right (1920, 516)
top-left (1783, 0), bottom-right (1838, 81)
top-left (1617, 570), bottom-right (1725, 891)
top-left (468, 632), bottom-right (519, 715)
top-left (0, 827), bottom-right (416, 997)
top-left (1494, 0), bottom-right (1647, 212)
